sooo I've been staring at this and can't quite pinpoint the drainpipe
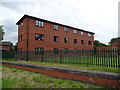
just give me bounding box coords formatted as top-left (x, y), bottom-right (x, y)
top-left (26, 17), bottom-right (29, 61)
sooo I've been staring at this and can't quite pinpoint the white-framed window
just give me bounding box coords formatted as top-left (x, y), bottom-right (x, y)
top-left (64, 27), bottom-right (68, 32)
top-left (74, 49), bottom-right (78, 54)
top-left (35, 33), bottom-right (44, 40)
top-left (81, 40), bottom-right (84, 44)
top-left (54, 25), bottom-right (58, 30)
top-left (74, 39), bottom-right (77, 44)
top-left (54, 48), bottom-right (59, 54)
top-left (81, 31), bottom-right (84, 35)
top-left (35, 48), bottom-right (44, 54)
top-left (74, 29), bottom-right (77, 34)
top-left (19, 23), bottom-right (23, 28)
top-left (36, 20), bottom-right (44, 27)
top-left (88, 41), bottom-right (92, 45)
top-left (64, 48), bottom-right (69, 53)
top-left (21, 23), bottom-right (23, 27)
top-left (54, 36), bottom-right (59, 42)
top-left (64, 37), bottom-right (69, 43)
top-left (88, 33), bottom-right (92, 37)
top-left (36, 20), bottom-right (39, 26)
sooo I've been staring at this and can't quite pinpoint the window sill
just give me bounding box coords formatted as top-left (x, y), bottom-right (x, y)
top-left (35, 40), bottom-right (44, 41)
top-left (54, 29), bottom-right (58, 30)
top-left (36, 25), bottom-right (44, 28)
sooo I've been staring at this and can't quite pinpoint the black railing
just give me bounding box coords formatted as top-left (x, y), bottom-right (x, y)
top-left (2, 49), bottom-right (120, 68)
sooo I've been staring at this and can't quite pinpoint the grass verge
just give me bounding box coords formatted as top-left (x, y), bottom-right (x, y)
top-left (2, 59), bottom-right (119, 73)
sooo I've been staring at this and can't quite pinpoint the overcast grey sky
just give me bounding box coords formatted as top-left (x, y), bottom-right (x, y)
top-left (0, 0), bottom-right (119, 45)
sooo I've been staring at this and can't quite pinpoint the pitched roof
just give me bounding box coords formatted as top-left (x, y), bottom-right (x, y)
top-left (16, 14), bottom-right (95, 34)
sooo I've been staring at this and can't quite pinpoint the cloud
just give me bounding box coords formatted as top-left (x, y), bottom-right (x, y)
top-left (2, 19), bottom-right (18, 44)
top-left (1, 2), bottom-right (20, 11)
top-left (0, 0), bottom-right (119, 45)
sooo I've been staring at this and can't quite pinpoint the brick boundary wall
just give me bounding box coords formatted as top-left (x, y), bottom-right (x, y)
top-left (1, 61), bottom-right (120, 89)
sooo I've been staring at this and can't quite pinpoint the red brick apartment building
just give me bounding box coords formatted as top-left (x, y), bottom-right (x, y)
top-left (16, 14), bottom-right (94, 53)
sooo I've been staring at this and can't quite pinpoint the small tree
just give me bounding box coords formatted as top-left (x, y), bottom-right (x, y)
top-left (0, 24), bottom-right (5, 41)
top-left (94, 40), bottom-right (107, 47)
top-left (10, 42), bottom-right (14, 50)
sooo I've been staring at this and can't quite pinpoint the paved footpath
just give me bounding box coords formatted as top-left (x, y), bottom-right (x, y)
top-left (1, 61), bottom-right (120, 89)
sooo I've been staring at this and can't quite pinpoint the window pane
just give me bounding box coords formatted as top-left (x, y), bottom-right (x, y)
top-left (35, 48), bottom-right (39, 54)
top-left (36, 20), bottom-right (44, 27)
top-left (82, 49), bottom-right (84, 54)
top-left (88, 33), bottom-right (91, 37)
top-left (56, 37), bottom-right (58, 41)
top-left (64, 48), bottom-right (69, 53)
top-left (21, 23), bottom-right (23, 26)
top-left (38, 21), bottom-right (41, 26)
top-left (40, 48), bottom-right (44, 54)
top-left (74, 29), bottom-right (77, 34)
top-left (81, 40), bottom-right (84, 44)
top-left (40, 34), bottom-right (44, 40)
top-left (54, 25), bottom-right (58, 30)
top-left (64, 37), bottom-right (68, 43)
top-left (64, 27), bottom-right (68, 32)
top-left (74, 49), bottom-right (78, 54)
top-left (36, 20), bottom-right (39, 26)
top-left (35, 34), bottom-right (44, 40)
top-left (54, 48), bottom-right (59, 54)
top-left (54, 36), bottom-right (56, 42)
top-left (74, 39), bottom-right (77, 43)
top-left (35, 34), bottom-right (38, 40)
top-left (54, 25), bottom-right (55, 29)
top-left (41, 35), bottom-right (44, 40)
top-left (88, 41), bottom-right (92, 45)
top-left (56, 25), bottom-right (58, 30)
top-left (41, 22), bottom-right (44, 27)
top-left (81, 31), bottom-right (84, 35)
top-left (54, 36), bottom-right (58, 42)
top-left (35, 48), bottom-right (44, 54)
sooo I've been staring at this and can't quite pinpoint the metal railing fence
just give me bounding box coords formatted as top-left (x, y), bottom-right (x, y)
top-left (2, 49), bottom-right (120, 68)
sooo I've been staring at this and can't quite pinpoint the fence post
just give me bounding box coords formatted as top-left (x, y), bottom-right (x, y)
top-left (94, 48), bottom-right (96, 56)
top-left (86, 50), bottom-right (88, 67)
top-left (26, 51), bottom-right (28, 61)
top-left (41, 54), bottom-right (43, 62)
top-left (59, 50), bottom-right (62, 64)
top-left (118, 49), bottom-right (120, 68)
top-left (6, 51), bottom-right (8, 60)
top-left (14, 51), bottom-right (17, 61)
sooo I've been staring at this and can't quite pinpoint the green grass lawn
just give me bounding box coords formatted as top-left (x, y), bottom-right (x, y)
top-left (2, 59), bottom-right (119, 73)
top-left (2, 65), bottom-right (106, 88)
